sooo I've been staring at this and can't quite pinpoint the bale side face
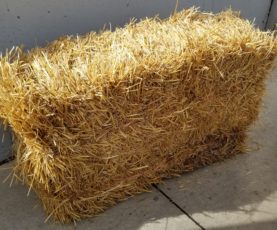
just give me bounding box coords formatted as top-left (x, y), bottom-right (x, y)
top-left (0, 8), bottom-right (276, 222)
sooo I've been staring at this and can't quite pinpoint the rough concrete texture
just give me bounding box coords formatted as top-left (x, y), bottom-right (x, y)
top-left (0, 69), bottom-right (276, 229)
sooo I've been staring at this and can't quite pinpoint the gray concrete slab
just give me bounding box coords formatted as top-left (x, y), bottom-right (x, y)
top-left (157, 69), bottom-right (277, 229)
top-left (0, 162), bottom-right (200, 230)
top-left (0, 0), bottom-right (271, 52)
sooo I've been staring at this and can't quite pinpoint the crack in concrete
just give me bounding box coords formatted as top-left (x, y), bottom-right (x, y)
top-left (153, 184), bottom-right (205, 230)
top-left (0, 156), bottom-right (14, 166)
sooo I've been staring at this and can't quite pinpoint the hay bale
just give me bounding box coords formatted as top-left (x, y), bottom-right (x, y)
top-left (0, 8), bottom-right (276, 223)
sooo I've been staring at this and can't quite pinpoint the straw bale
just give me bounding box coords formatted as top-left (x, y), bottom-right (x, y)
top-left (0, 8), bottom-right (276, 223)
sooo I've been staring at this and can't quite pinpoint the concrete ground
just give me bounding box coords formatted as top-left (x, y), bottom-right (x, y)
top-left (0, 69), bottom-right (276, 230)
